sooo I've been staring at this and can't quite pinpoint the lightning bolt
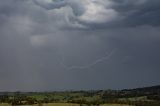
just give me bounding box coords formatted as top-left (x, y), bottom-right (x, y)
top-left (57, 49), bottom-right (117, 71)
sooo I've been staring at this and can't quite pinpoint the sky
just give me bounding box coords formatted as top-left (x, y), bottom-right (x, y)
top-left (0, 0), bottom-right (160, 91)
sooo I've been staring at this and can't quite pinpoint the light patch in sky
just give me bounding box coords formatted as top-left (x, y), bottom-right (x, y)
top-left (78, 3), bottom-right (118, 24)
top-left (30, 36), bottom-right (48, 47)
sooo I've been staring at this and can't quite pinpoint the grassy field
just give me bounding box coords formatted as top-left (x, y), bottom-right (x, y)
top-left (0, 103), bottom-right (131, 106)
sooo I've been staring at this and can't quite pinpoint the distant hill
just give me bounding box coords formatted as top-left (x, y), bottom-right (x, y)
top-left (122, 85), bottom-right (160, 91)
top-left (121, 85), bottom-right (160, 96)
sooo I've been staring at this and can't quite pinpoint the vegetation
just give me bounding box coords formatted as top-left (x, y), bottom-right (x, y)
top-left (0, 85), bottom-right (160, 106)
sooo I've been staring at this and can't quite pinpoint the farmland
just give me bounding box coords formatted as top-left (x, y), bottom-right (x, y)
top-left (0, 85), bottom-right (160, 106)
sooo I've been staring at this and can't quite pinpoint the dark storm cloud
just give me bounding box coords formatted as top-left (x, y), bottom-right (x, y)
top-left (0, 0), bottom-right (160, 91)
top-left (112, 0), bottom-right (160, 27)
top-left (32, 0), bottom-right (160, 29)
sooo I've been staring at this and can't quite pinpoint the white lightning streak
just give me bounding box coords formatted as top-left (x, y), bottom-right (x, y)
top-left (57, 49), bottom-right (117, 71)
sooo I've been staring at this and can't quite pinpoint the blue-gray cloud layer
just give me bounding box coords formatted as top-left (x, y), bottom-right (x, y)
top-left (0, 0), bottom-right (160, 91)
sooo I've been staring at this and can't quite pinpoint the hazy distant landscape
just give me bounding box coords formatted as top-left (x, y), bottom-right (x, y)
top-left (0, 85), bottom-right (160, 106)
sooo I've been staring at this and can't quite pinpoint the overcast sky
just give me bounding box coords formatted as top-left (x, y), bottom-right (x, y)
top-left (0, 0), bottom-right (160, 91)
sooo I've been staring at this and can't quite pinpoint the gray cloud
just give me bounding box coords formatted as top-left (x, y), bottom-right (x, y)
top-left (32, 0), bottom-right (160, 29)
top-left (33, 0), bottom-right (119, 28)
top-left (0, 0), bottom-right (160, 91)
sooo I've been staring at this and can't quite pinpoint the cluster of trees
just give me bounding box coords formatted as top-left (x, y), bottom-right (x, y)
top-left (0, 95), bottom-right (55, 105)
top-left (147, 95), bottom-right (160, 101)
top-left (68, 99), bottom-right (100, 106)
top-left (0, 92), bottom-right (61, 105)
top-left (0, 95), bottom-right (37, 105)
top-left (68, 98), bottom-right (160, 106)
